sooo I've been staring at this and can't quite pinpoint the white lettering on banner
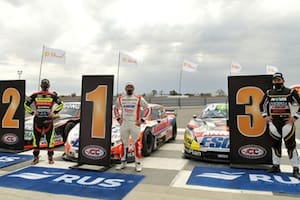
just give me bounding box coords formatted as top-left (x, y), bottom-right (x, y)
top-left (249, 174), bottom-right (273, 183)
top-left (53, 174), bottom-right (79, 183)
top-left (0, 156), bottom-right (20, 162)
top-left (196, 172), bottom-right (244, 180)
top-left (78, 177), bottom-right (105, 185)
top-left (273, 175), bottom-right (300, 184)
top-left (249, 174), bottom-right (300, 184)
top-left (197, 172), bottom-right (300, 185)
top-left (52, 174), bottom-right (125, 187)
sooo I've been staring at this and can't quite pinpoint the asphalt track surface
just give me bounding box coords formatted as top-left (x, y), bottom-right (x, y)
top-left (1, 106), bottom-right (300, 200)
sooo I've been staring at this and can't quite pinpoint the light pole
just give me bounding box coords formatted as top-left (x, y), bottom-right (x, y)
top-left (170, 42), bottom-right (182, 108)
top-left (17, 70), bottom-right (22, 80)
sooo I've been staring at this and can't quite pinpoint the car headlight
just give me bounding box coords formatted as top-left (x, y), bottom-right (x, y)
top-left (184, 131), bottom-right (193, 145)
top-left (184, 130), bottom-right (200, 151)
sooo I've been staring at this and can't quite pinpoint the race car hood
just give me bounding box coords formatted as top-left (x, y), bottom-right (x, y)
top-left (67, 118), bottom-right (121, 145)
top-left (190, 118), bottom-right (229, 150)
top-left (203, 118), bottom-right (227, 128)
top-left (192, 118), bottom-right (228, 137)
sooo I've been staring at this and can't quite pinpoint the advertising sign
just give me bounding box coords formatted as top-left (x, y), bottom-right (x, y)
top-left (0, 80), bottom-right (25, 150)
top-left (228, 75), bottom-right (272, 164)
top-left (79, 75), bottom-right (113, 166)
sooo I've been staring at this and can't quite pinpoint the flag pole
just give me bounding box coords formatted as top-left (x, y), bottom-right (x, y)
top-left (179, 58), bottom-right (183, 95)
top-left (178, 58), bottom-right (184, 108)
top-left (116, 51), bottom-right (121, 96)
top-left (38, 45), bottom-right (45, 90)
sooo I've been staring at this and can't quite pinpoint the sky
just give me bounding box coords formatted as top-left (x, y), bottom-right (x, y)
top-left (1, 0), bottom-right (300, 96)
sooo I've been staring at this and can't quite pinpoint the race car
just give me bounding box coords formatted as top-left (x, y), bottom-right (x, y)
top-left (24, 102), bottom-right (80, 149)
top-left (183, 103), bottom-right (229, 163)
top-left (63, 103), bottom-right (177, 162)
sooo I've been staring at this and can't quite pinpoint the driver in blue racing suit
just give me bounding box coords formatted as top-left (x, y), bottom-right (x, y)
top-left (260, 72), bottom-right (300, 179)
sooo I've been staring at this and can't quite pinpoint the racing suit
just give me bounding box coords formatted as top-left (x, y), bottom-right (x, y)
top-left (114, 94), bottom-right (150, 163)
top-left (24, 91), bottom-right (64, 159)
top-left (260, 86), bottom-right (300, 169)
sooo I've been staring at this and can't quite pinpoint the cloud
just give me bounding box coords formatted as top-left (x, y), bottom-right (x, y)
top-left (1, 0), bottom-right (300, 95)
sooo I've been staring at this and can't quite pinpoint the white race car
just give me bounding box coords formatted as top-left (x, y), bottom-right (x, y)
top-left (183, 103), bottom-right (230, 163)
top-left (24, 102), bottom-right (80, 149)
top-left (63, 104), bottom-right (177, 163)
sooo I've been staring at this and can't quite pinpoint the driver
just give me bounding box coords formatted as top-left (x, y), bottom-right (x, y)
top-left (114, 81), bottom-right (149, 172)
top-left (24, 79), bottom-right (64, 165)
top-left (260, 72), bottom-right (300, 179)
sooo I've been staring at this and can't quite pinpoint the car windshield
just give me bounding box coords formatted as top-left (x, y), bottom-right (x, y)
top-left (59, 104), bottom-right (80, 116)
top-left (201, 104), bottom-right (228, 118)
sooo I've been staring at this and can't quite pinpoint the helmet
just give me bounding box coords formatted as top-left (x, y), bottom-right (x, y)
top-left (41, 78), bottom-right (50, 91)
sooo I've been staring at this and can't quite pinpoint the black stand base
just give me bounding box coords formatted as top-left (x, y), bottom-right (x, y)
top-left (0, 148), bottom-right (29, 153)
top-left (69, 163), bottom-right (111, 172)
top-left (230, 163), bottom-right (271, 170)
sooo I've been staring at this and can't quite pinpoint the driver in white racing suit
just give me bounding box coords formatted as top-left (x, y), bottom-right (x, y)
top-left (114, 82), bottom-right (150, 172)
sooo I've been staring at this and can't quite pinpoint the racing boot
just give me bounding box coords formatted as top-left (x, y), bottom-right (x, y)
top-left (135, 162), bottom-right (142, 172)
top-left (115, 161), bottom-right (127, 170)
top-left (267, 164), bottom-right (281, 173)
top-left (292, 167), bottom-right (300, 179)
top-left (31, 156), bottom-right (39, 165)
top-left (48, 156), bottom-right (54, 164)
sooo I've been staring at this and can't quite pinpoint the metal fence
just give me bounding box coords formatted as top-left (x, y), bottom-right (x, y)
top-left (144, 96), bottom-right (228, 107)
top-left (61, 96), bottom-right (228, 107)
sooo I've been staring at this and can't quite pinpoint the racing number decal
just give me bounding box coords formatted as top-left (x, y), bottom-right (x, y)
top-left (2, 88), bottom-right (20, 128)
top-left (236, 86), bottom-right (266, 137)
top-left (86, 85), bottom-right (107, 139)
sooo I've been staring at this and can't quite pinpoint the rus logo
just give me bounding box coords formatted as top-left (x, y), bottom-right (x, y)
top-left (9, 171), bottom-right (126, 188)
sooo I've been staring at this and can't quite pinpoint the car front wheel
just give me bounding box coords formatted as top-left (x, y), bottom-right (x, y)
top-left (142, 128), bottom-right (154, 156)
top-left (171, 122), bottom-right (177, 140)
top-left (63, 122), bottom-right (76, 142)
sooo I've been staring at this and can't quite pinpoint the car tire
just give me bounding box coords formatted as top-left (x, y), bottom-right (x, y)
top-left (171, 121), bottom-right (177, 140)
top-left (63, 122), bottom-right (76, 142)
top-left (142, 128), bottom-right (154, 157)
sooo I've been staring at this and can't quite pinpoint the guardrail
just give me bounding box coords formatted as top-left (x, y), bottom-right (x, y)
top-left (144, 96), bottom-right (228, 107)
top-left (61, 96), bottom-right (228, 107)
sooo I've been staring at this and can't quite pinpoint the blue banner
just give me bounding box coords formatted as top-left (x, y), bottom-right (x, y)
top-left (0, 153), bottom-right (32, 168)
top-left (0, 166), bottom-right (144, 200)
top-left (187, 166), bottom-right (300, 195)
